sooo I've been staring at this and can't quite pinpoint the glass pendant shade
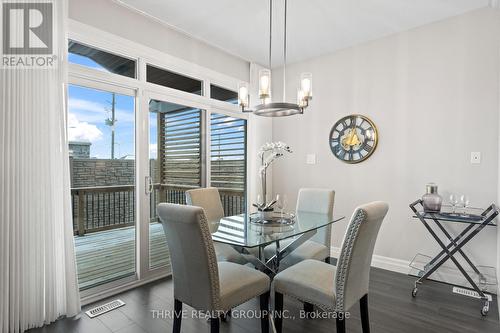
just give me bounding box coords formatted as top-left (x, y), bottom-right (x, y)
top-left (301, 72), bottom-right (312, 98)
top-left (297, 89), bottom-right (306, 108)
top-left (259, 69), bottom-right (271, 99)
top-left (238, 82), bottom-right (249, 108)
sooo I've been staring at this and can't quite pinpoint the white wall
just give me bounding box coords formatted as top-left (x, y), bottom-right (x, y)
top-left (272, 8), bottom-right (500, 273)
top-left (68, 0), bottom-right (249, 81)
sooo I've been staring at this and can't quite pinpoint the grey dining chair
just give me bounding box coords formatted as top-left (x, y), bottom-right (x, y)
top-left (157, 203), bottom-right (271, 333)
top-left (272, 201), bottom-right (389, 333)
top-left (186, 187), bottom-right (247, 264)
top-left (264, 188), bottom-right (335, 267)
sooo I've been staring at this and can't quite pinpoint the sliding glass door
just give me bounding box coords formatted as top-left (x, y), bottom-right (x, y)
top-left (147, 98), bottom-right (204, 271)
top-left (66, 37), bottom-right (249, 297)
top-left (142, 94), bottom-right (248, 276)
top-left (68, 87), bottom-right (248, 288)
top-left (68, 84), bottom-right (136, 291)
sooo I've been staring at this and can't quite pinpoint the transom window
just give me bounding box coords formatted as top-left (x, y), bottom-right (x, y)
top-left (146, 64), bottom-right (203, 95)
top-left (210, 85), bottom-right (238, 104)
top-left (68, 40), bottom-right (136, 79)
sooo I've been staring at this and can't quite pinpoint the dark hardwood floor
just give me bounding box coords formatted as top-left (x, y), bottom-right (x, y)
top-left (28, 265), bottom-right (499, 333)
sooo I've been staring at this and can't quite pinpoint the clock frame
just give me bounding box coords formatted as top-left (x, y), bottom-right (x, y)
top-left (329, 114), bottom-right (378, 164)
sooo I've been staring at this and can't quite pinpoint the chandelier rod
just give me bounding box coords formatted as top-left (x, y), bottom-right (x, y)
top-left (268, 0), bottom-right (273, 71)
top-left (283, 0), bottom-right (287, 100)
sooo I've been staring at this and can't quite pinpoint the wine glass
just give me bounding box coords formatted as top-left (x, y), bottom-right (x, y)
top-left (276, 194), bottom-right (287, 221)
top-left (460, 195), bottom-right (470, 216)
top-left (449, 194), bottom-right (458, 215)
top-left (257, 194), bottom-right (263, 209)
top-left (276, 194), bottom-right (284, 219)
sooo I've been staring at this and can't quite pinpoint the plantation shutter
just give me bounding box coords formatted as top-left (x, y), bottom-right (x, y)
top-left (162, 108), bottom-right (202, 188)
top-left (210, 113), bottom-right (247, 215)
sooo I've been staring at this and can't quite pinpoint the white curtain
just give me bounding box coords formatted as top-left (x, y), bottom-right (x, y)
top-left (0, 0), bottom-right (81, 332)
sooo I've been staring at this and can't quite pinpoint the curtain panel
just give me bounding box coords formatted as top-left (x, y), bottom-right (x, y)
top-left (0, 0), bottom-right (81, 332)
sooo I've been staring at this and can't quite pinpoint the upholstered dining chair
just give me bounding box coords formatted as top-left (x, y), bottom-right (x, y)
top-left (186, 187), bottom-right (247, 264)
top-left (264, 188), bottom-right (335, 267)
top-left (272, 201), bottom-right (389, 333)
top-left (157, 203), bottom-right (271, 333)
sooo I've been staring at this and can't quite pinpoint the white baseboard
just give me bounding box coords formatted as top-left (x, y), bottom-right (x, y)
top-left (330, 246), bottom-right (497, 294)
top-left (330, 246), bottom-right (470, 278)
top-left (330, 246), bottom-right (409, 274)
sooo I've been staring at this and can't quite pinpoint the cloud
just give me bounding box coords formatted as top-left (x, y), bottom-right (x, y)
top-left (69, 98), bottom-right (106, 113)
top-left (68, 113), bottom-right (103, 142)
top-left (68, 98), bottom-right (134, 124)
top-left (149, 143), bottom-right (157, 159)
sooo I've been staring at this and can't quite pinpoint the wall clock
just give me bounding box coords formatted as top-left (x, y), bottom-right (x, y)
top-left (329, 114), bottom-right (378, 164)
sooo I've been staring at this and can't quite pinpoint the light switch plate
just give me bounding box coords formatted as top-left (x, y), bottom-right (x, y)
top-left (306, 154), bottom-right (316, 165)
top-left (470, 152), bottom-right (481, 164)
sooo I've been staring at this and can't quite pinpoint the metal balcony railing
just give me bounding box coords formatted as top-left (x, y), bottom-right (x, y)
top-left (71, 185), bottom-right (245, 235)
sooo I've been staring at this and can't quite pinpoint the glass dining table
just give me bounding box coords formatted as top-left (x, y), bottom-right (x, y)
top-left (211, 211), bottom-right (345, 276)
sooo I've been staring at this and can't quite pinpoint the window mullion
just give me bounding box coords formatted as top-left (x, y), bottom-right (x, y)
top-left (205, 109), bottom-right (212, 188)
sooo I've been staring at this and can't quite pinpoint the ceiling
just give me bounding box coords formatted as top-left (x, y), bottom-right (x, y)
top-left (116, 0), bottom-right (491, 67)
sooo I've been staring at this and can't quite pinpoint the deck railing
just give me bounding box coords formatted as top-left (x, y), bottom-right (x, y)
top-left (72, 185), bottom-right (245, 235)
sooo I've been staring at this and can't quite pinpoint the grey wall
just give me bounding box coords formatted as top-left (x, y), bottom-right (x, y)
top-left (71, 159), bottom-right (135, 188)
top-left (68, 0), bottom-right (249, 81)
top-left (271, 8), bottom-right (500, 270)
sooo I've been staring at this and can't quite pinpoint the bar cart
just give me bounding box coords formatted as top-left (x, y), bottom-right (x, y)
top-left (408, 200), bottom-right (498, 316)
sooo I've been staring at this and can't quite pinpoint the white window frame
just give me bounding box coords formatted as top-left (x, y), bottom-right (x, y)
top-left (68, 19), bottom-right (250, 304)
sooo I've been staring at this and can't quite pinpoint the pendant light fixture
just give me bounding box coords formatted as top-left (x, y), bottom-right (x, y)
top-left (238, 0), bottom-right (312, 116)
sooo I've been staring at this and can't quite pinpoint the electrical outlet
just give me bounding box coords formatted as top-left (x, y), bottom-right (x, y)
top-left (306, 154), bottom-right (316, 165)
top-left (470, 152), bottom-right (481, 164)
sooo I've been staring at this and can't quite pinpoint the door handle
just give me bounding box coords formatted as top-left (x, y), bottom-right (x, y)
top-left (145, 176), bottom-right (153, 195)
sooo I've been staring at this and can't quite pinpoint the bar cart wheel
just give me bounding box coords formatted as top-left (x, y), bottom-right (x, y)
top-left (481, 302), bottom-right (489, 316)
top-left (412, 287), bottom-right (418, 297)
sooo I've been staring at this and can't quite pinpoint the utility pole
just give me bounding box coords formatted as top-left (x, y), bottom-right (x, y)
top-left (105, 93), bottom-right (117, 159)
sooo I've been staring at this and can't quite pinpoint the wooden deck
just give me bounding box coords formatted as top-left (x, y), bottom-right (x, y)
top-left (74, 222), bottom-right (170, 290)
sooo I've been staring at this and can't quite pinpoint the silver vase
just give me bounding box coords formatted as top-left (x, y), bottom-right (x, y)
top-left (422, 183), bottom-right (442, 213)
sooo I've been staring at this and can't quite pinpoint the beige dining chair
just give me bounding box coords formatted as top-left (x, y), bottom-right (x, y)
top-left (264, 188), bottom-right (335, 267)
top-left (157, 203), bottom-right (271, 333)
top-left (186, 187), bottom-right (247, 264)
top-left (272, 201), bottom-right (389, 333)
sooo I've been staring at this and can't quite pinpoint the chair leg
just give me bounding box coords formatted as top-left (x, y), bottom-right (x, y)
top-left (303, 302), bottom-right (314, 318)
top-left (274, 292), bottom-right (284, 333)
top-left (360, 294), bottom-right (370, 333)
top-left (210, 317), bottom-right (219, 333)
top-left (173, 299), bottom-right (182, 333)
top-left (336, 313), bottom-right (346, 333)
top-left (260, 292), bottom-right (270, 333)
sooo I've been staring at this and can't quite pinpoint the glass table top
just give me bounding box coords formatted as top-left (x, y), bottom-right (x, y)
top-left (211, 212), bottom-right (345, 248)
top-left (412, 205), bottom-right (497, 226)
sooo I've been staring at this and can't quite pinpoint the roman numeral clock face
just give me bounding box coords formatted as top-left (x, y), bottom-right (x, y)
top-left (329, 115), bottom-right (378, 163)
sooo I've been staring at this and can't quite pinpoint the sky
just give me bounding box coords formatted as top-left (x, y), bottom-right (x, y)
top-left (68, 84), bottom-right (135, 159)
top-left (68, 53), bottom-right (135, 159)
